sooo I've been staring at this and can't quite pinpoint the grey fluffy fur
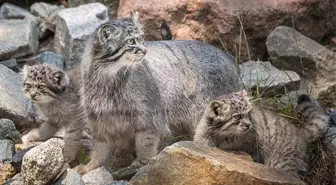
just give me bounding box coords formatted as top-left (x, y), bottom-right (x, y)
top-left (194, 90), bottom-right (330, 178)
top-left (21, 64), bottom-right (84, 163)
top-left (77, 13), bottom-right (242, 174)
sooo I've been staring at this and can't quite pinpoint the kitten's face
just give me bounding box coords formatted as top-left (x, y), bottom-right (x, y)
top-left (93, 12), bottom-right (146, 59)
top-left (22, 64), bottom-right (69, 104)
top-left (206, 90), bottom-right (252, 138)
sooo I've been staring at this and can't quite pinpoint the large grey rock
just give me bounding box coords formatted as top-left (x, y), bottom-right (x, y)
top-left (82, 166), bottom-right (114, 185)
top-left (54, 169), bottom-right (85, 185)
top-left (0, 20), bottom-right (39, 60)
top-left (54, 3), bottom-right (109, 69)
top-left (0, 119), bottom-right (21, 142)
top-left (0, 65), bottom-right (34, 129)
top-left (22, 138), bottom-right (65, 185)
top-left (266, 26), bottom-right (336, 108)
top-left (30, 2), bottom-right (64, 39)
top-left (0, 59), bottom-right (19, 72)
top-left (0, 140), bottom-right (14, 162)
top-left (239, 60), bottom-right (300, 97)
top-left (129, 141), bottom-right (305, 185)
top-left (38, 51), bottom-right (65, 69)
top-left (0, 3), bottom-right (36, 20)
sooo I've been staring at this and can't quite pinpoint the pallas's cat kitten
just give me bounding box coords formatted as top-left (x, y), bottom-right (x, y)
top-left (194, 90), bottom-right (329, 178)
top-left (21, 64), bottom-right (84, 163)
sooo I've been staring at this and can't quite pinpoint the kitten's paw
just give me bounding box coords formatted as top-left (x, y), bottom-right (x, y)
top-left (21, 129), bottom-right (40, 147)
top-left (73, 164), bottom-right (89, 176)
top-left (63, 148), bottom-right (77, 164)
top-left (130, 158), bottom-right (148, 168)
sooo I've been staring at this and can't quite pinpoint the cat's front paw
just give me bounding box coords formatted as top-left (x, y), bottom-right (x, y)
top-left (63, 148), bottom-right (77, 164)
top-left (130, 158), bottom-right (148, 168)
top-left (73, 164), bottom-right (89, 176)
top-left (21, 129), bottom-right (40, 147)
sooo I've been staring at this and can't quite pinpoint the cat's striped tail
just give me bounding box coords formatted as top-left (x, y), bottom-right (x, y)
top-left (297, 94), bottom-right (330, 139)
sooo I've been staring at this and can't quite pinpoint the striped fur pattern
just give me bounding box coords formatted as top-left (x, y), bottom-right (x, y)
top-left (21, 64), bottom-right (84, 163)
top-left (77, 13), bottom-right (242, 175)
top-left (194, 90), bottom-right (329, 178)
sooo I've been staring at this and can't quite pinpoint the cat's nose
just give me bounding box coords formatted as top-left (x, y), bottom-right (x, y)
top-left (30, 92), bottom-right (37, 99)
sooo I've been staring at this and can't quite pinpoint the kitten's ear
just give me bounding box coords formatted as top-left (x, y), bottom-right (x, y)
top-left (131, 11), bottom-right (140, 24)
top-left (97, 24), bottom-right (119, 44)
top-left (239, 89), bottom-right (252, 109)
top-left (131, 11), bottom-right (144, 31)
top-left (209, 100), bottom-right (230, 116)
top-left (238, 89), bottom-right (249, 97)
top-left (51, 70), bottom-right (69, 88)
top-left (21, 65), bottom-right (30, 79)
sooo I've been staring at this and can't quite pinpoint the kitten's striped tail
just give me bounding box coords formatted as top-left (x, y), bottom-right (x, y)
top-left (297, 94), bottom-right (330, 139)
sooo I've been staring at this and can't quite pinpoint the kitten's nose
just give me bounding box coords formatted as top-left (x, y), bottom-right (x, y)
top-left (30, 92), bottom-right (37, 99)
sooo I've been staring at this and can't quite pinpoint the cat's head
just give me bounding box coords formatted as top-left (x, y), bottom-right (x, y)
top-left (92, 11), bottom-right (146, 60)
top-left (21, 64), bottom-right (69, 103)
top-left (204, 89), bottom-right (253, 138)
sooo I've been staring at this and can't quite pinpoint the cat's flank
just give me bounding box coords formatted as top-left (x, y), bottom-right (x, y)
top-left (21, 64), bottom-right (84, 163)
top-left (194, 90), bottom-right (329, 178)
top-left (77, 12), bottom-right (242, 175)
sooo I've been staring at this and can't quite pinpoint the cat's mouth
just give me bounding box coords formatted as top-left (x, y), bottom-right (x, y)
top-left (240, 126), bottom-right (251, 133)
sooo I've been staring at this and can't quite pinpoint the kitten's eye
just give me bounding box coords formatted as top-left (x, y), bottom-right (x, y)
top-left (233, 115), bottom-right (242, 120)
top-left (127, 39), bottom-right (135, 45)
top-left (38, 85), bottom-right (46, 89)
top-left (25, 83), bottom-right (31, 89)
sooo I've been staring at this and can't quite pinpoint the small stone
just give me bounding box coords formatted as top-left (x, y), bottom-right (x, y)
top-left (11, 146), bottom-right (35, 173)
top-left (68, 0), bottom-right (119, 17)
top-left (22, 138), bottom-right (65, 185)
top-left (30, 2), bottom-right (64, 39)
top-left (0, 119), bottom-right (21, 142)
top-left (6, 173), bottom-right (24, 185)
top-left (0, 64), bottom-right (34, 130)
top-left (82, 166), bottom-right (114, 185)
top-left (239, 60), bottom-right (300, 97)
top-left (106, 180), bottom-right (129, 185)
top-left (0, 20), bottom-right (39, 60)
top-left (0, 3), bottom-right (36, 21)
top-left (54, 3), bottom-right (109, 69)
top-left (38, 51), bottom-right (65, 69)
top-left (266, 26), bottom-right (336, 108)
top-left (30, 2), bottom-right (63, 22)
top-left (112, 165), bottom-right (138, 181)
top-left (0, 140), bottom-right (14, 162)
top-left (53, 169), bottom-right (85, 185)
top-left (0, 161), bottom-right (16, 184)
top-left (129, 141), bottom-right (305, 185)
top-left (0, 59), bottom-right (19, 72)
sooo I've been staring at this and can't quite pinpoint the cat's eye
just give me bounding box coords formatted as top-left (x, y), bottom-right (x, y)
top-left (38, 85), bottom-right (46, 89)
top-left (127, 39), bottom-right (135, 45)
top-left (233, 115), bottom-right (242, 120)
top-left (25, 83), bottom-right (31, 89)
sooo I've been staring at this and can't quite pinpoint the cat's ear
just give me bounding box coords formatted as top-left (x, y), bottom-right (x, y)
top-left (239, 89), bottom-right (252, 109)
top-left (21, 65), bottom-right (30, 80)
top-left (97, 24), bottom-right (119, 44)
top-left (131, 11), bottom-right (144, 31)
top-left (50, 70), bottom-right (69, 88)
top-left (209, 100), bottom-right (231, 116)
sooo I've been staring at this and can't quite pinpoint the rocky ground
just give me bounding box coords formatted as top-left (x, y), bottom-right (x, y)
top-left (0, 0), bottom-right (335, 185)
